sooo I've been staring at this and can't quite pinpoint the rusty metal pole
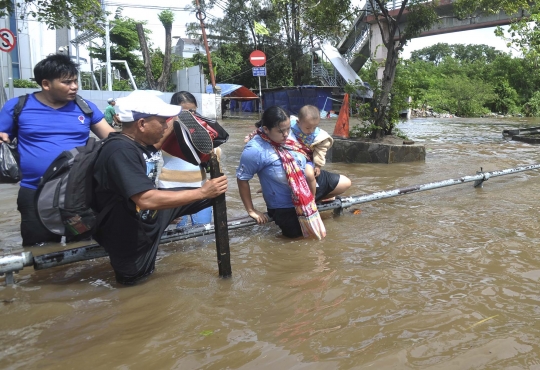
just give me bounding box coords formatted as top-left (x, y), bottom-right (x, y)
top-left (209, 152), bottom-right (232, 277)
top-left (195, 0), bottom-right (217, 93)
top-left (194, 1), bottom-right (229, 275)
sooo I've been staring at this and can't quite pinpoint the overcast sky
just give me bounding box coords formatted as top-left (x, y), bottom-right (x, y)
top-left (93, 0), bottom-right (516, 69)
top-left (107, 0), bottom-right (514, 56)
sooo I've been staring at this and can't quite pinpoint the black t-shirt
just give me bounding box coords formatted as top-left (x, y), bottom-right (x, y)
top-left (93, 133), bottom-right (162, 275)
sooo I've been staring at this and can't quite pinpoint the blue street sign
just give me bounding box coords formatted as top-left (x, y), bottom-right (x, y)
top-left (252, 67), bottom-right (266, 77)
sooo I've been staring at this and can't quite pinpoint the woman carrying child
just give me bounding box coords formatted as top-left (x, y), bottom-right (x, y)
top-left (291, 105), bottom-right (335, 197)
top-left (237, 106), bottom-right (350, 239)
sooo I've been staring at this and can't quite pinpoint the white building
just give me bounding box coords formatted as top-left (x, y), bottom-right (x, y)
top-left (173, 38), bottom-right (207, 59)
top-left (0, 12), bottom-right (93, 86)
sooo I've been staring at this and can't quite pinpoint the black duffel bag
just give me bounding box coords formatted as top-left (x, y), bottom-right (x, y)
top-left (0, 138), bottom-right (21, 183)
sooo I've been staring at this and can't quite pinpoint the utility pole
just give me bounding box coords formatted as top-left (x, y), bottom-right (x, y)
top-left (105, 19), bottom-right (112, 91)
top-left (195, 0), bottom-right (216, 92)
top-left (75, 29), bottom-right (82, 90)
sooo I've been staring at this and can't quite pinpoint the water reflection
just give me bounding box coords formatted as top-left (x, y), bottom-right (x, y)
top-left (1, 117), bottom-right (540, 369)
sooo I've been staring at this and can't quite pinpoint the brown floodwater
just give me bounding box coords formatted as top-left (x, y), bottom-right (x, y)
top-left (2, 116), bottom-right (540, 369)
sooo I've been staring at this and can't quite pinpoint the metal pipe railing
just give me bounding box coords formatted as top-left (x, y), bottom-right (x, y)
top-left (1, 164), bottom-right (539, 285)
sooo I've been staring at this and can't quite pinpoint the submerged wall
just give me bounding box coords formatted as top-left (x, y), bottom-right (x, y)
top-left (327, 138), bottom-right (426, 164)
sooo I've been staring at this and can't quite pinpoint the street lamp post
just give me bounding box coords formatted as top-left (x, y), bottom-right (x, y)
top-left (105, 19), bottom-right (112, 91)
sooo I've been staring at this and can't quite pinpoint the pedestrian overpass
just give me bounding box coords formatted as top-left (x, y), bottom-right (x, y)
top-left (313, 0), bottom-right (526, 86)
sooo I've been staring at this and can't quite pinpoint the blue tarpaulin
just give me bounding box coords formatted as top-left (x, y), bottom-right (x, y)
top-left (230, 100), bottom-right (258, 112)
top-left (206, 84), bottom-right (259, 99)
top-left (206, 83), bottom-right (240, 96)
top-left (262, 86), bottom-right (334, 115)
top-left (207, 83), bottom-right (259, 112)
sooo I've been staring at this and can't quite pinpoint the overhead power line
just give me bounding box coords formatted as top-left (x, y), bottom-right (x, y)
top-left (103, 2), bottom-right (194, 11)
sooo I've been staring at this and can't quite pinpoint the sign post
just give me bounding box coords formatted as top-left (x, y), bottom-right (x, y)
top-left (249, 50), bottom-right (266, 116)
top-left (0, 28), bottom-right (16, 99)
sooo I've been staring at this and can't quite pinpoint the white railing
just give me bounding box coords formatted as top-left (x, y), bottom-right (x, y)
top-left (366, 0), bottom-right (434, 14)
top-left (312, 63), bottom-right (347, 87)
top-left (344, 25), bottom-right (370, 62)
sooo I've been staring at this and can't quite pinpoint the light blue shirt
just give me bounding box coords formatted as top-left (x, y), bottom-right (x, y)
top-left (236, 135), bottom-right (307, 209)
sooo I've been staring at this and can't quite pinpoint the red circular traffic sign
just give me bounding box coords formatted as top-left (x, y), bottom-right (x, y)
top-left (249, 50), bottom-right (266, 67)
top-left (0, 28), bottom-right (16, 52)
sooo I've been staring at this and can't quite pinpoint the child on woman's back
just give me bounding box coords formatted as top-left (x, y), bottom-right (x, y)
top-left (291, 105), bottom-right (334, 197)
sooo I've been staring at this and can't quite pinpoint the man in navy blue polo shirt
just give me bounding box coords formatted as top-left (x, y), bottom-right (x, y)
top-left (0, 54), bottom-right (114, 246)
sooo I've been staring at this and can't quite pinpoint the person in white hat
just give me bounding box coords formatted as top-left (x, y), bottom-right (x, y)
top-left (104, 97), bottom-right (120, 128)
top-left (92, 90), bottom-right (228, 285)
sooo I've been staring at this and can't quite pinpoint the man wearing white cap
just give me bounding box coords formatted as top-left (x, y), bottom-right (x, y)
top-left (92, 91), bottom-right (228, 285)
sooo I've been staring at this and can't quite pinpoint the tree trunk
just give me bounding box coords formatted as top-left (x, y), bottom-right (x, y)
top-left (288, 0), bottom-right (302, 85)
top-left (368, 0), bottom-right (410, 139)
top-left (157, 24), bottom-right (172, 92)
top-left (372, 43), bottom-right (399, 138)
top-left (136, 23), bottom-right (157, 90)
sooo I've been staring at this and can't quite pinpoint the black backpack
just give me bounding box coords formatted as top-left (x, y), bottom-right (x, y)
top-left (35, 137), bottom-right (117, 238)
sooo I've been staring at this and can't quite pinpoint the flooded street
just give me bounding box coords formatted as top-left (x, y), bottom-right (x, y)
top-left (2, 116), bottom-right (540, 369)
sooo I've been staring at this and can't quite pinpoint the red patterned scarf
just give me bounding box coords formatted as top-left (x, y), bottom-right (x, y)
top-left (257, 128), bottom-right (326, 240)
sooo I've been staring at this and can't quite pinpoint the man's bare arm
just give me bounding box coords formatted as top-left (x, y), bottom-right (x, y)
top-left (131, 175), bottom-right (228, 210)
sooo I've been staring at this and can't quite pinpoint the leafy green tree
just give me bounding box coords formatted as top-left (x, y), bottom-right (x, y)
top-left (452, 44), bottom-right (503, 63)
top-left (8, 79), bottom-right (39, 88)
top-left (523, 91), bottom-right (540, 117)
top-left (366, 0), bottom-right (439, 138)
top-left (404, 41), bottom-right (540, 115)
top-left (0, 0), bottom-right (104, 30)
top-left (271, 0), bottom-right (356, 85)
top-left (150, 49), bottom-right (193, 91)
top-left (368, 0), bottom-right (530, 137)
top-left (401, 59), bottom-right (438, 111)
top-left (454, 0), bottom-right (530, 20)
top-left (429, 76), bottom-right (494, 117)
top-left (156, 10), bottom-right (174, 91)
top-left (136, 10), bottom-right (175, 91)
top-left (411, 43), bottom-right (503, 65)
top-left (349, 59), bottom-right (412, 137)
top-left (410, 43), bottom-right (454, 65)
top-left (492, 80), bottom-right (519, 114)
top-left (492, 56), bottom-right (540, 105)
top-left (89, 16), bottom-right (146, 88)
top-left (495, 5), bottom-right (540, 69)
top-left (195, 0), bottom-right (356, 86)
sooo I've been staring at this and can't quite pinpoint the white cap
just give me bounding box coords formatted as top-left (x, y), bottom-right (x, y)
top-left (115, 90), bottom-right (182, 122)
top-left (107, 97), bottom-right (115, 103)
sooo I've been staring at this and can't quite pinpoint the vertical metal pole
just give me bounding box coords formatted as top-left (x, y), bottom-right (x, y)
top-left (263, 43), bottom-right (269, 89)
top-left (195, 0), bottom-right (216, 93)
top-left (91, 73), bottom-right (100, 91)
top-left (105, 19), bottom-right (112, 91)
top-left (89, 41), bottom-right (94, 90)
top-left (215, 85), bottom-right (222, 119)
top-left (121, 60), bottom-right (137, 90)
top-left (75, 29), bottom-right (81, 90)
top-left (258, 75), bottom-right (262, 115)
top-left (7, 51), bottom-right (13, 99)
top-left (209, 153), bottom-right (231, 277)
top-left (0, 49), bottom-right (6, 106)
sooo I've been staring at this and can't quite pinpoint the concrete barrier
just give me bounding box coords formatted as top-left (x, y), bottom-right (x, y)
top-left (327, 138), bottom-right (425, 164)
